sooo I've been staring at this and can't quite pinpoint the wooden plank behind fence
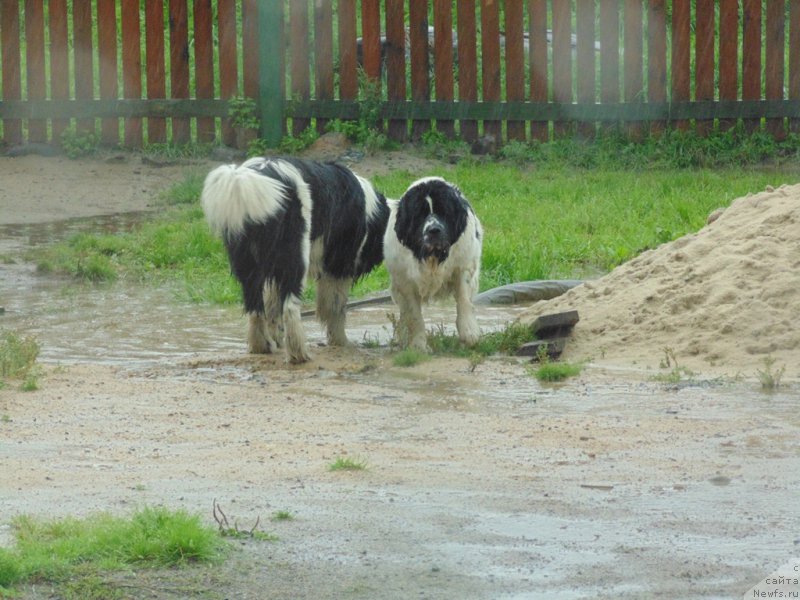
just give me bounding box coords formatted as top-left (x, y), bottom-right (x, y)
top-left (671, 0), bottom-right (690, 131)
top-left (551, 0), bottom-right (572, 137)
top-left (145, 0), bottom-right (166, 143)
top-left (242, 0), bottom-right (259, 99)
top-left (694, 0), bottom-right (714, 135)
top-left (1, 2), bottom-right (22, 143)
top-left (194, 0), bottom-right (215, 142)
top-left (410, 0), bottom-right (431, 140)
top-left (456, 0), bottom-right (477, 142)
top-left (218, 0), bottom-right (238, 145)
top-left (385, 0), bottom-right (407, 141)
top-left (576, 0), bottom-right (595, 139)
top-left (121, 0), bottom-right (142, 146)
top-left (24, 0), bottom-right (46, 143)
top-left (49, 0), bottom-right (70, 142)
top-left (98, 0), bottom-right (119, 145)
top-left (315, 1), bottom-right (334, 134)
top-left (434, 0), bottom-right (455, 138)
top-left (742, 0), bottom-right (762, 133)
top-left (73, 0), bottom-right (94, 133)
top-left (290, 0), bottom-right (310, 135)
top-left (791, 0), bottom-right (800, 133)
top-left (338, 0), bottom-right (358, 101)
top-left (647, 0), bottom-right (667, 134)
top-left (480, 0), bottom-right (501, 141)
top-left (505, 0), bottom-right (525, 141)
top-left (528, 0), bottom-right (548, 141)
top-left (718, 0), bottom-right (738, 131)
top-left (169, 0), bottom-right (190, 144)
top-left (623, 0), bottom-right (643, 139)
top-left (599, 0), bottom-right (619, 132)
top-left (765, 1), bottom-right (785, 140)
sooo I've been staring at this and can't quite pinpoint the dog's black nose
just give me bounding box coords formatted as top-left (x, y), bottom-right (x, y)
top-left (426, 224), bottom-right (442, 236)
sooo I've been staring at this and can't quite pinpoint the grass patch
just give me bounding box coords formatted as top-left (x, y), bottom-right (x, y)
top-left (0, 331), bottom-right (40, 390)
top-left (532, 361), bottom-right (583, 382)
top-left (328, 456), bottom-right (368, 472)
top-left (270, 511), bottom-right (294, 522)
top-left (392, 348), bottom-right (431, 367)
top-left (652, 347), bottom-right (696, 384)
top-left (757, 356), bottom-right (786, 391)
top-left (427, 321), bottom-right (537, 358)
top-left (0, 507), bottom-right (227, 593)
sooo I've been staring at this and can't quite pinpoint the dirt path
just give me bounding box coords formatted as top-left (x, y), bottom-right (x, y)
top-left (1, 153), bottom-right (798, 599)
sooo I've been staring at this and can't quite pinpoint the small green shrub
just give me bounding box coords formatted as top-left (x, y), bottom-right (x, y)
top-left (328, 456), bottom-right (367, 471)
top-left (0, 331), bottom-right (39, 389)
top-left (61, 127), bottom-right (99, 159)
top-left (532, 362), bottom-right (583, 382)
top-left (757, 356), bottom-right (786, 391)
top-left (227, 96), bottom-right (259, 130)
top-left (392, 348), bottom-right (431, 367)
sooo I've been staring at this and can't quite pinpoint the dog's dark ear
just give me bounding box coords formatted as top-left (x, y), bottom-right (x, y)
top-left (445, 186), bottom-right (470, 242)
top-left (395, 184), bottom-right (429, 248)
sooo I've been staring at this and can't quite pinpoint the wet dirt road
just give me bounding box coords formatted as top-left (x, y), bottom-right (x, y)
top-left (1, 215), bottom-right (799, 599)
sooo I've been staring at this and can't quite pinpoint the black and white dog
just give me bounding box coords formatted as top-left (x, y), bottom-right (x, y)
top-left (384, 177), bottom-right (483, 350)
top-left (201, 157), bottom-right (389, 363)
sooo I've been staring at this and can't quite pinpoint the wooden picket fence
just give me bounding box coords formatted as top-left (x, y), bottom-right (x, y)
top-left (1, 1), bottom-right (799, 149)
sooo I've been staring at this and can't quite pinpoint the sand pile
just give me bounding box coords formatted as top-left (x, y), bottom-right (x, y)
top-left (520, 183), bottom-right (800, 379)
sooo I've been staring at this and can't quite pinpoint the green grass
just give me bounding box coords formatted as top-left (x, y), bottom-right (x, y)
top-left (392, 348), bottom-right (432, 367)
top-left (0, 331), bottom-right (40, 390)
top-left (270, 511), bottom-right (294, 522)
top-left (23, 135), bottom-right (800, 304)
top-left (427, 321), bottom-right (537, 358)
top-left (328, 457), bottom-right (368, 472)
top-left (0, 507), bottom-right (227, 593)
top-left (532, 361), bottom-right (583, 382)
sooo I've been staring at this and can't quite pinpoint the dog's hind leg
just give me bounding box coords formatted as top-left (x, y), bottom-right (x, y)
top-left (454, 270), bottom-right (481, 346)
top-left (282, 293), bottom-right (311, 363)
top-left (316, 275), bottom-right (352, 347)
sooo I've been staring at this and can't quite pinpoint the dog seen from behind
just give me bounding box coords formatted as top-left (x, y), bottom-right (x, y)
top-left (384, 176), bottom-right (483, 351)
top-left (201, 157), bottom-right (389, 363)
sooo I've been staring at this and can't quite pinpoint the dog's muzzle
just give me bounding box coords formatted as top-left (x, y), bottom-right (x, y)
top-left (422, 216), bottom-right (450, 262)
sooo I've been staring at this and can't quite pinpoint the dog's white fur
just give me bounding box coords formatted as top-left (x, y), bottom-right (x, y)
top-left (384, 177), bottom-right (483, 350)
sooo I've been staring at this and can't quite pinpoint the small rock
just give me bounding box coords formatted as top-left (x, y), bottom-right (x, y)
top-left (304, 132), bottom-right (351, 161)
top-left (470, 134), bottom-right (497, 156)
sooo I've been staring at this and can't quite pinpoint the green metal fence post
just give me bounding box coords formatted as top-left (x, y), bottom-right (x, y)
top-left (259, 0), bottom-right (284, 146)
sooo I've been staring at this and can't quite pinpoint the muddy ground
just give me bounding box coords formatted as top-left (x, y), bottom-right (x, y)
top-left (1, 152), bottom-right (798, 599)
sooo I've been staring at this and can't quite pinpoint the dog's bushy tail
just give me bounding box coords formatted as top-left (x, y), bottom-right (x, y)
top-left (201, 158), bottom-right (287, 238)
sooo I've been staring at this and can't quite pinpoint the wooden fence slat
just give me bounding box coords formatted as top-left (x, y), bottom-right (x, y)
top-left (576, 0), bottom-right (596, 139)
top-left (599, 0), bottom-right (619, 133)
top-left (194, 0), bottom-right (215, 142)
top-left (528, 0), bottom-right (548, 141)
top-left (73, 0), bottom-right (94, 133)
top-left (24, 0), bottom-right (46, 143)
top-left (434, 0), bottom-right (455, 138)
top-left (480, 0), bottom-right (501, 141)
top-left (145, 0), bottom-right (166, 143)
top-left (694, 0), bottom-right (714, 135)
top-left (670, 0), bottom-right (690, 131)
top-left (361, 0), bottom-right (382, 83)
top-left (242, 0), bottom-right (259, 99)
top-left (456, 0), bottom-right (477, 142)
top-left (290, 0), bottom-right (310, 135)
top-left (647, 0), bottom-right (667, 135)
top-left (791, 0), bottom-right (800, 133)
top-left (121, 0), bottom-right (142, 146)
top-left (552, 0), bottom-right (572, 137)
top-left (385, 0), bottom-right (407, 141)
top-left (765, 0), bottom-right (785, 140)
top-left (409, 0), bottom-right (431, 140)
top-left (718, 0), bottom-right (739, 131)
top-left (623, 0), bottom-right (644, 139)
top-left (742, 0), bottom-right (762, 133)
top-left (97, 0), bottom-right (119, 145)
top-left (315, 0), bottom-right (334, 134)
top-left (169, 0), bottom-right (190, 144)
top-left (505, 0), bottom-right (526, 141)
top-left (338, 0), bottom-right (358, 101)
top-left (218, 0), bottom-right (238, 145)
top-left (48, 0), bottom-right (70, 142)
top-left (1, 2), bottom-right (22, 143)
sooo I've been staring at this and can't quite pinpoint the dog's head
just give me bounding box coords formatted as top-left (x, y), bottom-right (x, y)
top-left (393, 177), bottom-right (471, 264)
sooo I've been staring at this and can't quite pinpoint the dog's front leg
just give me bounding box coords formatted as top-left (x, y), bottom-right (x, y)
top-left (455, 271), bottom-right (480, 346)
top-left (392, 284), bottom-right (428, 351)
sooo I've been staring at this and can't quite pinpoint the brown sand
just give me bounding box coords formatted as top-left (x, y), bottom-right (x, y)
top-left (521, 183), bottom-right (800, 380)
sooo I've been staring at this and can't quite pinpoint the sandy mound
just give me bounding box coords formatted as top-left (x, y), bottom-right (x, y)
top-left (520, 183), bottom-right (800, 380)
